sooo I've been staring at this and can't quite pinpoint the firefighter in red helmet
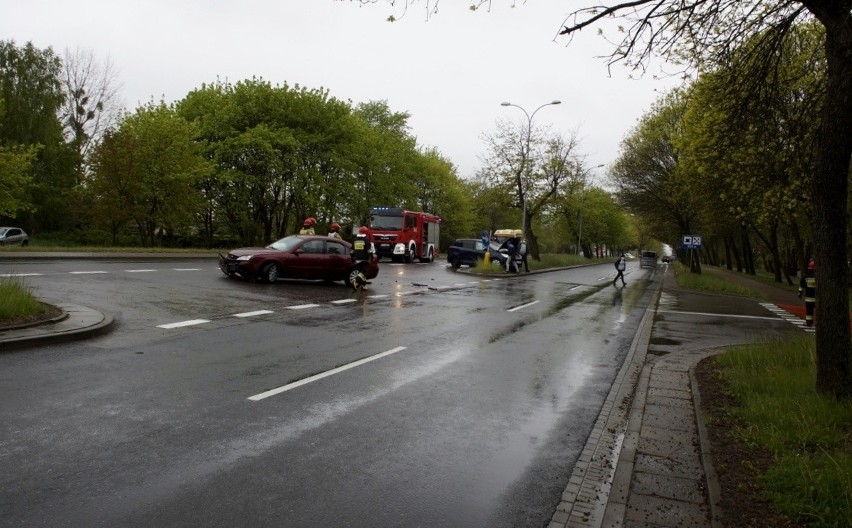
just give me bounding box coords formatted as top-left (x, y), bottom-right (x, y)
top-left (299, 217), bottom-right (316, 235)
top-left (328, 222), bottom-right (342, 239)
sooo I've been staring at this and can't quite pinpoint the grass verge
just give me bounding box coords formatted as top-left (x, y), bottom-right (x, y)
top-left (0, 277), bottom-right (44, 320)
top-left (673, 262), bottom-right (767, 300)
top-left (713, 336), bottom-right (852, 527)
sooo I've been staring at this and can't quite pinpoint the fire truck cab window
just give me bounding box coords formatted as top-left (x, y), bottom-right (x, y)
top-left (370, 214), bottom-right (404, 230)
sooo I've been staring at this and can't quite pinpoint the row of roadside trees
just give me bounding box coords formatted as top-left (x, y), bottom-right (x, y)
top-left (0, 39), bottom-right (641, 257)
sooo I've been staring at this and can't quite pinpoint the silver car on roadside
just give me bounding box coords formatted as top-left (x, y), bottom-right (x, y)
top-left (0, 227), bottom-right (29, 246)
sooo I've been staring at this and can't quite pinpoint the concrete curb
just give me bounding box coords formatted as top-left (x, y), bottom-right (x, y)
top-left (548, 270), bottom-right (662, 527)
top-left (0, 302), bottom-right (114, 352)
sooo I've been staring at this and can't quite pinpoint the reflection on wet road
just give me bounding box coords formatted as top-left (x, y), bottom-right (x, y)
top-left (0, 257), bottom-right (661, 527)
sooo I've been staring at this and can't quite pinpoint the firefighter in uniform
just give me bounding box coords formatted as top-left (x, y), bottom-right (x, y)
top-left (299, 217), bottom-right (316, 235)
top-left (351, 226), bottom-right (374, 290)
top-left (798, 258), bottom-right (816, 326)
top-left (328, 222), bottom-right (342, 239)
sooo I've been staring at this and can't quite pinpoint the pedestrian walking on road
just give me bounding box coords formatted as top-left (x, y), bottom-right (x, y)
top-left (799, 258), bottom-right (817, 326)
top-left (613, 254), bottom-right (627, 286)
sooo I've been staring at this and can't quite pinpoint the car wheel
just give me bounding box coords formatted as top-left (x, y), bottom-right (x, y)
top-left (420, 248), bottom-right (433, 263)
top-left (404, 245), bottom-right (414, 263)
top-left (261, 263), bottom-right (279, 283)
top-left (21, 240), bottom-right (28, 246)
top-left (449, 257), bottom-right (460, 270)
top-left (348, 267), bottom-right (361, 289)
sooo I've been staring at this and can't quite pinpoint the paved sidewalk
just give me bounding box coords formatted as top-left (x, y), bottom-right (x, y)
top-left (550, 264), bottom-right (808, 528)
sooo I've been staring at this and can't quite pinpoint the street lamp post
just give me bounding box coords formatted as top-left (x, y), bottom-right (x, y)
top-left (500, 100), bottom-right (561, 238)
top-left (576, 164), bottom-right (605, 256)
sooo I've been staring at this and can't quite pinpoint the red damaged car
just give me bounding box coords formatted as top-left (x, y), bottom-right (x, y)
top-left (218, 235), bottom-right (379, 286)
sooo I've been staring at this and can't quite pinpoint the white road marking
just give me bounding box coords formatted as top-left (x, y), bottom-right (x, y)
top-left (331, 299), bottom-right (357, 304)
top-left (655, 310), bottom-right (785, 321)
top-left (173, 268), bottom-right (202, 271)
top-left (157, 319), bottom-right (211, 329)
top-left (69, 271), bottom-right (107, 274)
top-left (570, 285), bottom-right (582, 291)
top-left (367, 294), bottom-right (389, 299)
top-left (125, 269), bottom-right (156, 273)
top-left (286, 304), bottom-right (320, 310)
top-left (232, 310), bottom-right (274, 318)
top-left (508, 300), bottom-right (540, 312)
top-left (0, 273), bottom-right (43, 277)
top-left (248, 346), bottom-right (408, 401)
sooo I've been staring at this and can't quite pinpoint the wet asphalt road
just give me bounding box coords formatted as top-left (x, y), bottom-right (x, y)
top-left (0, 256), bottom-right (660, 527)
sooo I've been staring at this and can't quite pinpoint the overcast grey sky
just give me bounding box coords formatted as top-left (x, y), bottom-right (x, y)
top-left (3, 0), bottom-right (680, 181)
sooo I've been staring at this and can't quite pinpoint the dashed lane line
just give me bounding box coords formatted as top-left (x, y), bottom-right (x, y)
top-left (69, 271), bottom-right (108, 274)
top-left (508, 300), bottom-right (541, 312)
top-left (247, 346), bottom-right (408, 401)
top-left (155, 277), bottom-right (527, 329)
top-left (232, 310), bottom-right (274, 318)
top-left (156, 319), bottom-right (211, 329)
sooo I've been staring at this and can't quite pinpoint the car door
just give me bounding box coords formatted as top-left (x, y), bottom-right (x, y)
top-left (325, 240), bottom-right (352, 280)
top-left (288, 239), bottom-right (326, 279)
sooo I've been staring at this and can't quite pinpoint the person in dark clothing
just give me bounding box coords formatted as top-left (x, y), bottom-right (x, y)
top-left (613, 254), bottom-right (627, 286)
top-left (798, 258), bottom-right (816, 326)
top-left (351, 226), bottom-right (374, 290)
top-left (505, 236), bottom-right (521, 273)
top-left (518, 234), bottom-right (529, 272)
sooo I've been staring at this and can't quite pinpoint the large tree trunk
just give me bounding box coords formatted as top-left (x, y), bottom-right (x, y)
top-left (810, 15), bottom-right (852, 399)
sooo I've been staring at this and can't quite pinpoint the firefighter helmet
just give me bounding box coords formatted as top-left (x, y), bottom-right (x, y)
top-left (808, 259), bottom-right (815, 271)
top-left (358, 226), bottom-right (370, 236)
top-left (330, 222), bottom-right (340, 232)
top-left (303, 217), bottom-right (315, 227)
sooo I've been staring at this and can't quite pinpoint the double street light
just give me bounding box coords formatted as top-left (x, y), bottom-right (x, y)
top-left (500, 100), bottom-right (561, 238)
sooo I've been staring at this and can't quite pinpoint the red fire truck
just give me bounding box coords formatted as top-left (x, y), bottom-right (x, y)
top-left (369, 207), bottom-right (441, 263)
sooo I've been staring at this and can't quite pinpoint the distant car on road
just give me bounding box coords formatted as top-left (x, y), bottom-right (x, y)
top-left (0, 227), bottom-right (28, 246)
top-left (218, 235), bottom-right (379, 286)
top-left (640, 250), bottom-right (658, 268)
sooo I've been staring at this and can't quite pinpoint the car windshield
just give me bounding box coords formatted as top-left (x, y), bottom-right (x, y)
top-left (266, 235), bottom-right (304, 251)
top-left (0, 228), bottom-right (7, 236)
top-left (370, 214), bottom-right (404, 231)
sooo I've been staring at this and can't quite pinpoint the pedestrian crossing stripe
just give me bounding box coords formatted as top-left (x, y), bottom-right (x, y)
top-left (759, 303), bottom-right (814, 333)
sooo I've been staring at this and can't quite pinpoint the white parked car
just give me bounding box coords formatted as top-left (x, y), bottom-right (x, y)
top-left (0, 227), bottom-right (29, 246)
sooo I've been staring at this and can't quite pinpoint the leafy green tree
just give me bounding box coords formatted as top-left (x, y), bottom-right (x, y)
top-left (411, 148), bottom-right (475, 247)
top-left (113, 102), bottom-right (209, 246)
top-left (558, 0), bottom-right (852, 400)
top-left (0, 40), bottom-right (75, 232)
top-left (85, 125), bottom-right (144, 244)
top-left (479, 119), bottom-right (581, 260)
top-left (611, 91), bottom-right (706, 268)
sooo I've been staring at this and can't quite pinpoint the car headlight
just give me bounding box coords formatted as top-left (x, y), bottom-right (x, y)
top-left (236, 255), bottom-right (253, 261)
